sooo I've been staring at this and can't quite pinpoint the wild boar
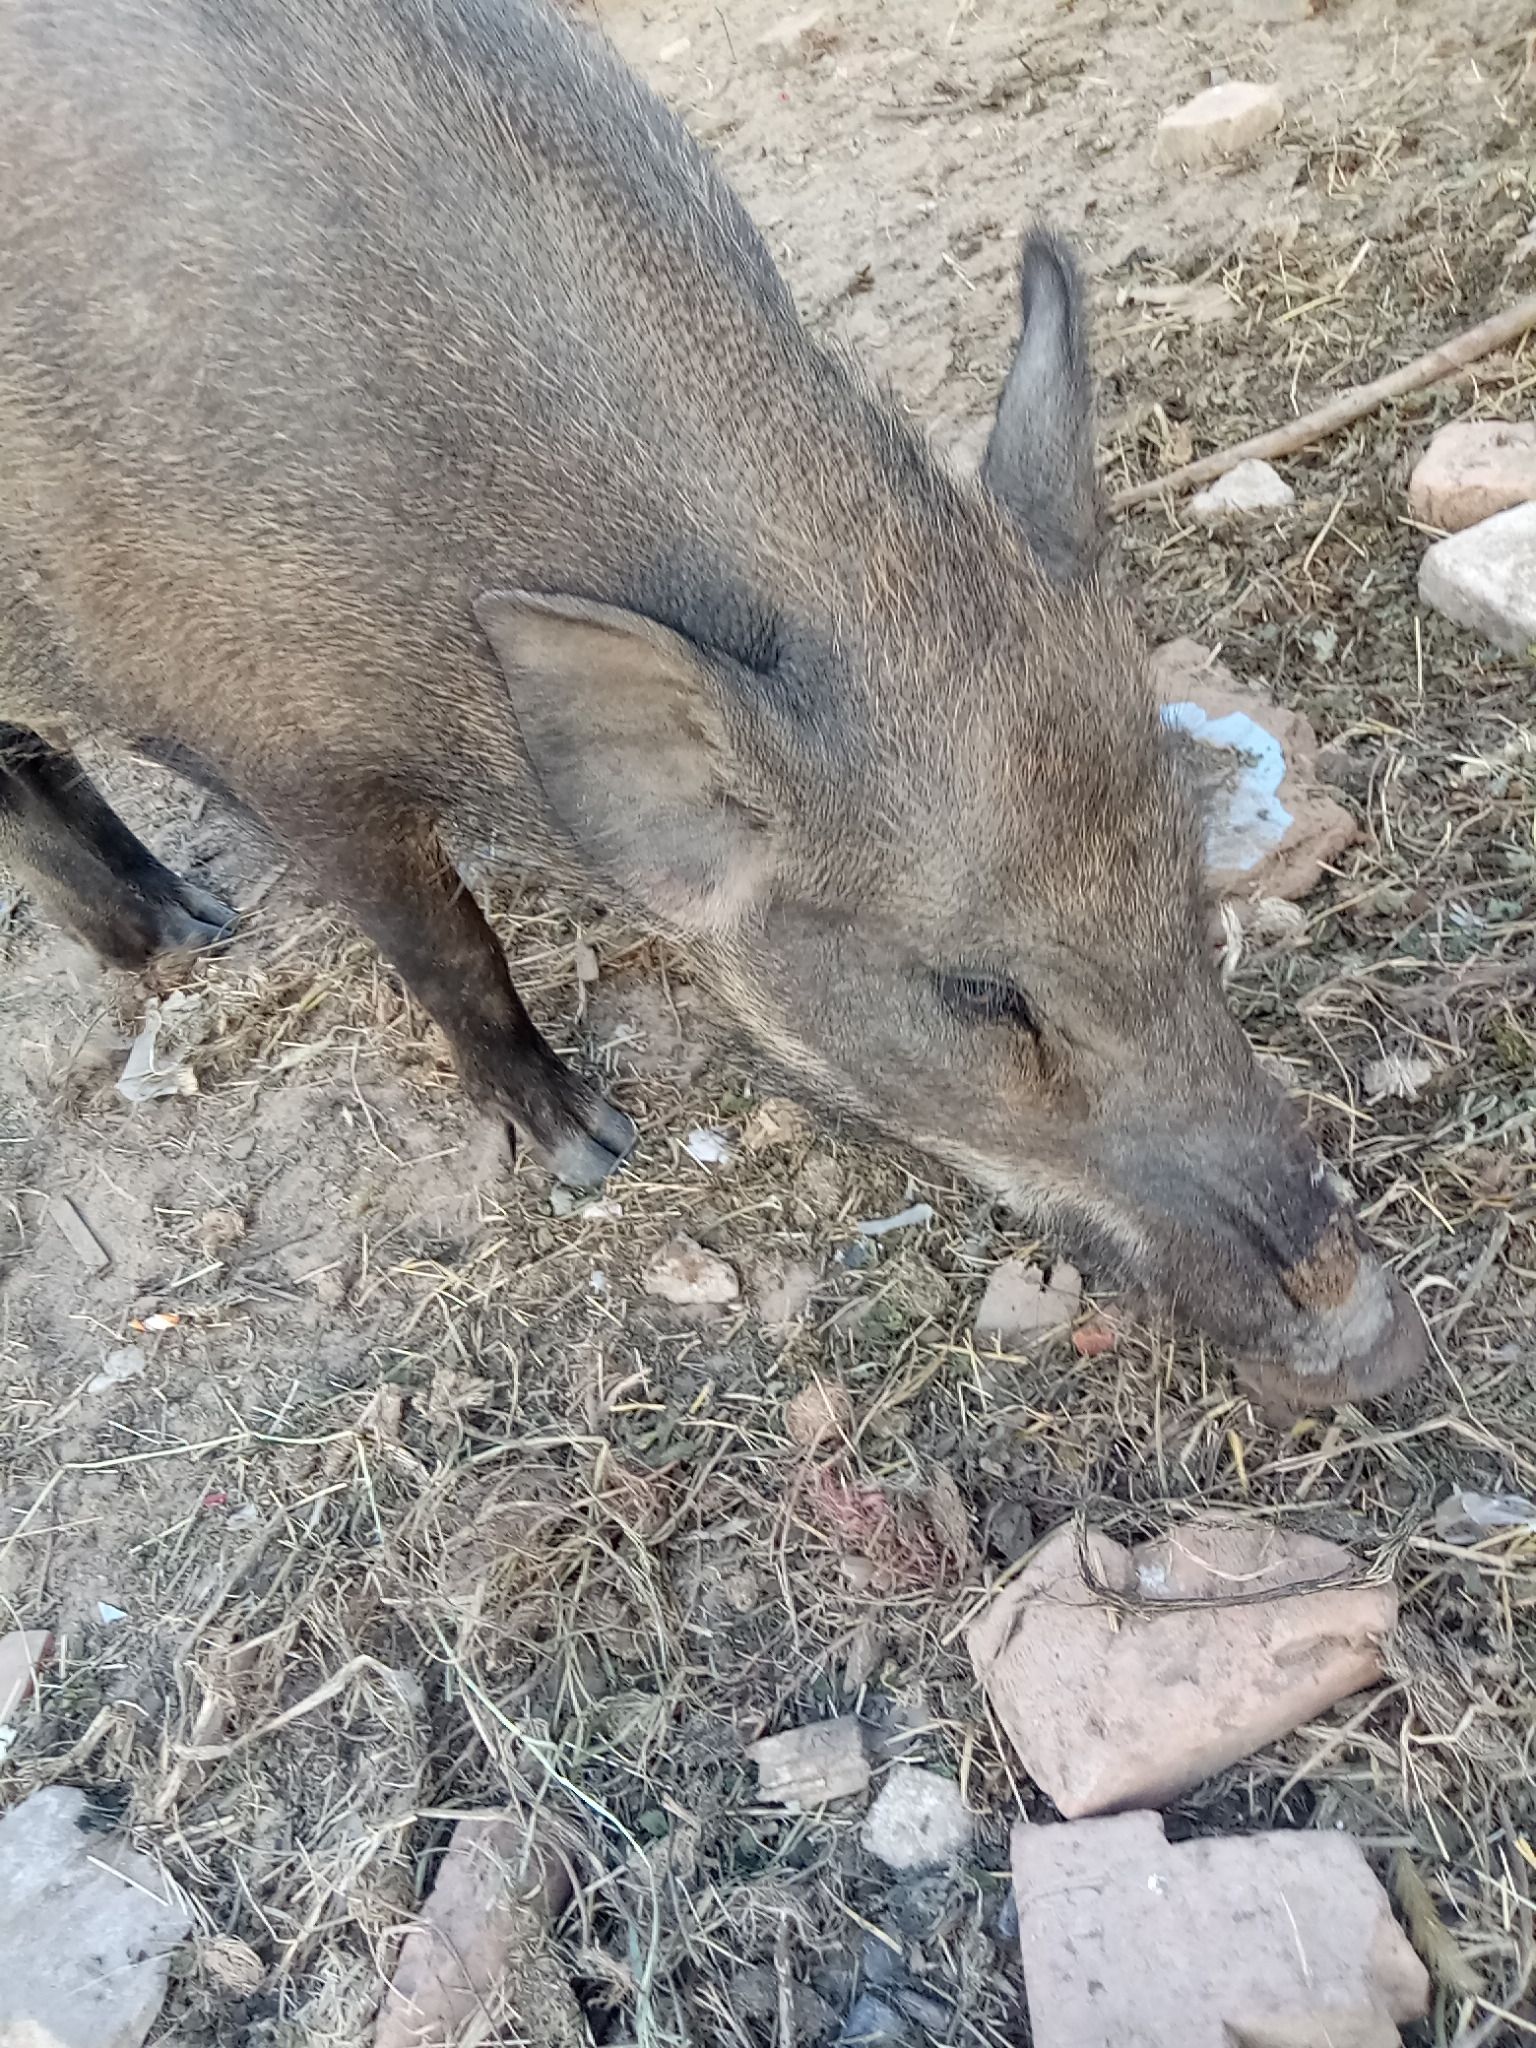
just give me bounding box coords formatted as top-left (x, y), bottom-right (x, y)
top-left (0, 0), bottom-right (1425, 1409)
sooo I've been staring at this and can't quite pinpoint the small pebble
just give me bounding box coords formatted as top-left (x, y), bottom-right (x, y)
top-left (786, 1380), bottom-right (853, 1449)
top-left (749, 1716), bottom-right (870, 1811)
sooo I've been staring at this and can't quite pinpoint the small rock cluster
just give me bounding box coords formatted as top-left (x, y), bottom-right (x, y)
top-left (1147, 69), bottom-right (1532, 667)
top-left (745, 1506), bottom-right (1427, 2047)
top-left (1415, 422), bottom-right (1536, 656)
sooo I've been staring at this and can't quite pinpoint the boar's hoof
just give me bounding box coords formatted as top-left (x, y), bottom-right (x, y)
top-left (524, 1083), bottom-right (637, 1189)
top-left (152, 882), bottom-right (236, 956)
top-left (102, 878), bottom-right (234, 969)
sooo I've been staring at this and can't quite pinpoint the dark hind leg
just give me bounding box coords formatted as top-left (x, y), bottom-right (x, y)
top-left (0, 724), bottom-right (233, 969)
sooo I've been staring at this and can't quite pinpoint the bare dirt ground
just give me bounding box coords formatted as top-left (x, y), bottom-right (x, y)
top-left (2, 1), bottom-right (1534, 2043)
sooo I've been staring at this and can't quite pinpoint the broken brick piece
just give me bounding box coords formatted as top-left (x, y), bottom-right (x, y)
top-left (375, 1812), bottom-right (579, 2048)
top-left (1011, 1810), bottom-right (1429, 2047)
top-left (1409, 421), bottom-right (1536, 533)
top-left (974, 1260), bottom-right (1081, 1350)
top-left (967, 1517), bottom-right (1395, 1817)
top-left (748, 1716), bottom-right (870, 1810)
top-left (1154, 82), bottom-right (1283, 169)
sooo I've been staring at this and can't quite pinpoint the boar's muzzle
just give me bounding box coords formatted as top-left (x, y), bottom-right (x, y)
top-left (1091, 1111), bottom-right (1428, 1415)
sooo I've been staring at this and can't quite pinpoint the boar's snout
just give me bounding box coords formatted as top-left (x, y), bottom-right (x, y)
top-left (1253, 1213), bottom-right (1427, 1415)
top-left (1098, 1113), bottom-right (1427, 1414)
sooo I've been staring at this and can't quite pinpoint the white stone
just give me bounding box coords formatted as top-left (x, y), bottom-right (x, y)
top-left (861, 1767), bottom-right (973, 1871)
top-left (0, 1786), bottom-right (191, 2048)
top-left (1189, 459), bottom-right (1296, 523)
top-left (1155, 82), bottom-right (1283, 169)
top-left (1419, 502), bottom-right (1536, 657)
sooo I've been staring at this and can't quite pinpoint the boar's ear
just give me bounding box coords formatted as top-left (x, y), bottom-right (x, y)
top-left (475, 588), bottom-right (774, 931)
top-left (980, 230), bottom-right (1104, 580)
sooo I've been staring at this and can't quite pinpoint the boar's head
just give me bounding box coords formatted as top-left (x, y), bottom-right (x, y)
top-left (477, 232), bottom-right (1425, 1413)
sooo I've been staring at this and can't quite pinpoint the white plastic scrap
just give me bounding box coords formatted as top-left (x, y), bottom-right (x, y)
top-left (86, 1345), bottom-right (147, 1395)
top-left (855, 1203), bottom-right (936, 1236)
top-left (685, 1127), bottom-right (733, 1167)
top-left (1435, 1490), bottom-right (1536, 1545)
top-left (116, 996), bottom-right (198, 1103)
top-left (1363, 1053), bottom-right (1439, 1104)
top-left (1160, 700), bottom-right (1293, 874)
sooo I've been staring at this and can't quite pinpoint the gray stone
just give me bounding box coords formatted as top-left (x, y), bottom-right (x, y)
top-left (838, 1993), bottom-right (916, 2047)
top-left (861, 1767), bottom-right (972, 1872)
top-left (1420, 502), bottom-right (1536, 656)
top-left (0, 1786), bottom-right (191, 2048)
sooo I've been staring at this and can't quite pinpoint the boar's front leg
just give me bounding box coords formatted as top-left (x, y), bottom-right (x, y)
top-left (267, 778), bottom-right (634, 1186)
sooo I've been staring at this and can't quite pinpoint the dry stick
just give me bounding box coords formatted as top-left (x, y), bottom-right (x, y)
top-left (1112, 291), bottom-right (1536, 510)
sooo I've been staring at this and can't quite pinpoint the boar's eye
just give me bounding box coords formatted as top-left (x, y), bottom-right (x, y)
top-left (935, 971), bottom-right (1040, 1035)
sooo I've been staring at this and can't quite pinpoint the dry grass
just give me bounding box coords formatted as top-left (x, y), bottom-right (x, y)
top-left (3, 77), bottom-right (1536, 2048)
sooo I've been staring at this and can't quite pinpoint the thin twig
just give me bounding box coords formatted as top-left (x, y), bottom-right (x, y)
top-left (1113, 292), bottom-right (1536, 508)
